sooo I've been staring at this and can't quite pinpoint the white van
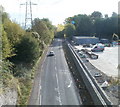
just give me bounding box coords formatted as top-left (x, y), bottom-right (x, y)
top-left (91, 43), bottom-right (104, 52)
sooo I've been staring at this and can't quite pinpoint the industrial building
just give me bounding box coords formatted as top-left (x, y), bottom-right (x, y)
top-left (73, 36), bottom-right (99, 45)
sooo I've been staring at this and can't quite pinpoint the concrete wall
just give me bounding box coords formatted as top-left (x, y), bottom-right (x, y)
top-left (0, 88), bottom-right (17, 107)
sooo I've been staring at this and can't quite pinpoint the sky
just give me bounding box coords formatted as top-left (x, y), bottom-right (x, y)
top-left (0, 0), bottom-right (119, 26)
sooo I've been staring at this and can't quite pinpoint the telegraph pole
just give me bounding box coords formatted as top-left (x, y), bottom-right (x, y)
top-left (20, 0), bottom-right (37, 29)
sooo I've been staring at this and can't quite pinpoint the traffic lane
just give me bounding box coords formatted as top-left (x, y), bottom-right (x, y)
top-left (40, 39), bottom-right (81, 105)
top-left (40, 42), bottom-right (65, 105)
top-left (53, 40), bottom-right (81, 105)
top-left (40, 47), bottom-right (59, 105)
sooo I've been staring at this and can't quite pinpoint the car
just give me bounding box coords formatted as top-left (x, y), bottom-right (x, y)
top-left (94, 72), bottom-right (102, 77)
top-left (83, 44), bottom-right (92, 48)
top-left (47, 51), bottom-right (55, 56)
top-left (91, 43), bottom-right (104, 52)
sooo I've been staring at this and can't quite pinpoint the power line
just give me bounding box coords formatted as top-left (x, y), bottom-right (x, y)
top-left (20, 0), bottom-right (37, 29)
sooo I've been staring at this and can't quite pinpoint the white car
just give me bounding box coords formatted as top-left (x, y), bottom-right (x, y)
top-left (94, 72), bottom-right (102, 77)
top-left (47, 51), bottom-right (55, 56)
top-left (91, 43), bottom-right (104, 52)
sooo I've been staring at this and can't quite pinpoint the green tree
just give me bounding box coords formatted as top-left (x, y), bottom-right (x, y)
top-left (32, 18), bottom-right (54, 44)
top-left (64, 24), bottom-right (76, 39)
top-left (13, 33), bottom-right (40, 65)
top-left (91, 11), bottom-right (102, 19)
top-left (54, 24), bottom-right (64, 38)
top-left (76, 15), bottom-right (93, 36)
top-left (2, 25), bottom-right (13, 59)
top-left (4, 20), bottom-right (25, 46)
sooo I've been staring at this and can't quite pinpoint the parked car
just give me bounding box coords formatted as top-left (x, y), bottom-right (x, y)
top-left (94, 72), bottom-right (102, 77)
top-left (83, 44), bottom-right (92, 48)
top-left (47, 51), bottom-right (55, 56)
top-left (91, 43), bottom-right (104, 52)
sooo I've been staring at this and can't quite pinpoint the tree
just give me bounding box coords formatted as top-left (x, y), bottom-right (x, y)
top-left (2, 25), bottom-right (13, 59)
top-left (64, 11), bottom-right (118, 40)
top-left (4, 20), bottom-right (25, 46)
top-left (56, 24), bottom-right (64, 32)
top-left (54, 24), bottom-right (64, 38)
top-left (64, 24), bottom-right (76, 39)
top-left (112, 12), bottom-right (117, 17)
top-left (32, 18), bottom-right (54, 44)
top-left (76, 15), bottom-right (93, 36)
top-left (104, 14), bottom-right (108, 19)
top-left (13, 33), bottom-right (40, 65)
top-left (91, 11), bottom-right (102, 19)
top-left (94, 18), bottom-right (104, 38)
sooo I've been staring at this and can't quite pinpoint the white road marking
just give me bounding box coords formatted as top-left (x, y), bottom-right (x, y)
top-left (40, 95), bottom-right (41, 105)
top-left (68, 81), bottom-right (72, 88)
top-left (39, 77), bottom-right (42, 105)
top-left (56, 73), bottom-right (62, 105)
top-left (55, 66), bottom-right (57, 70)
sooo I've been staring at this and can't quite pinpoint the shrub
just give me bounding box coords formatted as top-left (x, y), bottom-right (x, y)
top-left (13, 34), bottom-right (41, 66)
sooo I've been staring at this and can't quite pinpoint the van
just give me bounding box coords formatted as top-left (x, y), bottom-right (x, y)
top-left (91, 43), bottom-right (104, 52)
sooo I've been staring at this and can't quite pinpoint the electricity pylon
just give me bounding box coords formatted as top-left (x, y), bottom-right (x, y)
top-left (20, 0), bottom-right (37, 29)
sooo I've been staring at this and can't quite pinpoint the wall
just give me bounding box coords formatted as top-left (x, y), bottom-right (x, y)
top-left (0, 89), bottom-right (17, 107)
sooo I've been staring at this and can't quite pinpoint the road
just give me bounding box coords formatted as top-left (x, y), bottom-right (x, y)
top-left (39, 39), bottom-right (81, 105)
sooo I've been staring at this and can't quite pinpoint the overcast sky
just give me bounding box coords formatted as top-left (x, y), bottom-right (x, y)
top-left (0, 0), bottom-right (119, 26)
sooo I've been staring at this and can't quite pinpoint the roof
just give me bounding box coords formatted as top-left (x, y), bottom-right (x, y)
top-left (73, 36), bottom-right (98, 39)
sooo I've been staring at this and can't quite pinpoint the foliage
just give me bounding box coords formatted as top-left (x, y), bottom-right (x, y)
top-left (64, 11), bottom-right (118, 40)
top-left (1, 6), bottom-right (56, 105)
top-left (64, 24), bottom-right (76, 39)
top-left (32, 18), bottom-right (55, 44)
top-left (56, 24), bottom-right (64, 32)
top-left (4, 20), bottom-right (25, 46)
top-left (0, 72), bottom-right (20, 92)
top-left (55, 31), bottom-right (64, 38)
top-left (54, 24), bottom-right (64, 38)
top-left (91, 11), bottom-right (102, 19)
top-left (13, 64), bottom-right (31, 77)
top-left (75, 15), bottom-right (93, 36)
top-left (18, 77), bottom-right (32, 105)
top-left (13, 33), bottom-right (40, 65)
top-left (2, 25), bottom-right (14, 59)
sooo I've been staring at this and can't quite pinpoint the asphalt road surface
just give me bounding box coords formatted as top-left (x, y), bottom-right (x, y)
top-left (39, 39), bottom-right (81, 105)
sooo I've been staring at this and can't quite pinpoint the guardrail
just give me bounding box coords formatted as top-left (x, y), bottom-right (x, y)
top-left (66, 41), bottom-right (113, 106)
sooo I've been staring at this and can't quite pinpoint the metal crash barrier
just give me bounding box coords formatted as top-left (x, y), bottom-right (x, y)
top-left (66, 41), bottom-right (113, 106)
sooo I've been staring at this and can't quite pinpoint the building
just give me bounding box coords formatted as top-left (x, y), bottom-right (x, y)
top-left (73, 36), bottom-right (99, 45)
top-left (100, 39), bottom-right (110, 44)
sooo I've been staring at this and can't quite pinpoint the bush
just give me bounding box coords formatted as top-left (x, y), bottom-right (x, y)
top-left (18, 77), bottom-right (32, 105)
top-left (13, 34), bottom-right (41, 66)
top-left (13, 64), bottom-right (31, 77)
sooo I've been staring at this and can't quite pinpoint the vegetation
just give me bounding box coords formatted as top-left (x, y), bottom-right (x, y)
top-left (64, 24), bottom-right (76, 39)
top-left (54, 24), bottom-right (64, 38)
top-left (55, 11), bottom-right (119, 40)
top-left (1, 5), bottom-right (55, 105)
top-left (1, 4), bottom-right (119, 105)
top-left (32, 18), bottom-right (55, 44)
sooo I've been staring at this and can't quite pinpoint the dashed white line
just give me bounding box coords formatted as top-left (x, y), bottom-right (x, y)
top-left (40, 94), bottom-right (41, 105)
top-left (56, 73), bottom-right (62, 105)
top-left (55, 66), bottom-right (57, 70)
top-left (38, 78), bottom-right (42, 105)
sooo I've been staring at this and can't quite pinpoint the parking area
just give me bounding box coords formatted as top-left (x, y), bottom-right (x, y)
top-left (75, 45), bottom-right (119, 78)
